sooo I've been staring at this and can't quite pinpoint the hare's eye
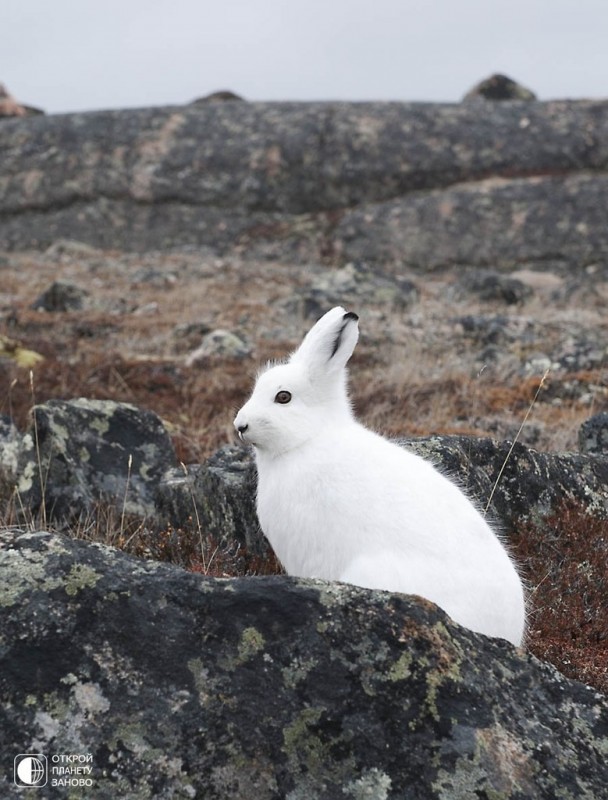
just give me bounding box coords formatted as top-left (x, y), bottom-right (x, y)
top-left (274, 390), bottom-right (292, 404)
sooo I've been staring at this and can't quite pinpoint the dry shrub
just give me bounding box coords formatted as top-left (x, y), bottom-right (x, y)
top-left (512, 501), bottom-right (608, 693)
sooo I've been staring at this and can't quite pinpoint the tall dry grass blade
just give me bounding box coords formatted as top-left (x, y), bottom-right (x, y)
top-left (119, 453), bottom-right (133, 536)
top-left (180, 461), bottom-right (207, 570)
top-left (29, 370), bottom-right (48, 530)
top-left (484, 368), bottom-right (550, 516)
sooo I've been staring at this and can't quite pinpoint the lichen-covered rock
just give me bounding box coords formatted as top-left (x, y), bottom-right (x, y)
top-left (16, 398), bottom-right (176, 522)
top-left (0, 415), bottom-right (23, 484)
top-left (579, 412), bottom-right (608, 455)
top-left (0, 529), bottom-right (606, 799)
top-left (156, 445), bottom-right (268, 557)
top-left (184, 329), bottom-right (252, 365)
top-left (405, 435), bottom-right (608, 525)
top-left (284, 261), bottom-right (419, 320)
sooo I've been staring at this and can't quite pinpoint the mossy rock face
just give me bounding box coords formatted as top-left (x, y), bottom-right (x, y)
top-left (0, 529), bottom-right (607, 799)
top-left (16, 398), bottom-right (176, 523)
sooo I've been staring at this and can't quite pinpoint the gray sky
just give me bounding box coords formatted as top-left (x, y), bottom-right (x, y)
top-left (3, 0), bottom-right (608, 114)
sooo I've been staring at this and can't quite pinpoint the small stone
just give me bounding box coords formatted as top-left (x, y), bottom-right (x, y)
top-left (457, 269), bottom-right (533, 305)
top-left (289, 262), bottom-right (419, 319)
top-left (32, 280), bottom-right (89, 312)
top-left (185, 330), bottom-right (251, 364)
top-left (578, 412), bottom-right (608, 455)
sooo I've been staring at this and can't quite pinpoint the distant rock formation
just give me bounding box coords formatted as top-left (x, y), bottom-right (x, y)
top-left (463, 73), bottom-right (537, 102)
top-left (2, 98), bottom-right (608, 271)
top-left (0, 82), bottom-right (44, 117)
top-left (190, 89), bottom-right (245, 104)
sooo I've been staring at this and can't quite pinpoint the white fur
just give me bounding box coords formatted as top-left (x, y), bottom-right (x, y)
top-left (234, 307), bottom-right (526, 646)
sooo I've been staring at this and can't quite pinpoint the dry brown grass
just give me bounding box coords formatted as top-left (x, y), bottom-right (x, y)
top-left (513, 502), bottom-right (608, 693)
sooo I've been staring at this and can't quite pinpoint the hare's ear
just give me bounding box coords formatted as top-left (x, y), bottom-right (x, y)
top-left (290, 307), bottom-right (359, 376)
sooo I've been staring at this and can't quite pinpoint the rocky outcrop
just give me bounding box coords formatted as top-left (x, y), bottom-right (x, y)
top-left (463, 73), bottom-right (537, 102)
top-left (405, 435), bottom-right (608, 525)
top-left (156, 445), bottom-right (265, 557)
top-left (2, 100), bottom-right (608, 268)
top-left (579, 412), bottom-right (608, 455)
top-left (1, 528), bottom-right (606, 799)
top-left (14, 398), bottom-right (176, 523)
top-left (0, 83), bottom-right (43, 118)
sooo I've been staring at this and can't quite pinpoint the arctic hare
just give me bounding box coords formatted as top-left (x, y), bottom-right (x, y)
top-left (234, 307), bottom-right (526, 645)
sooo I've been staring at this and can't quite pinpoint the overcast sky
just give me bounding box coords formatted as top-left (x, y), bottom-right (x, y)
top-left (3, 0), bottom-right (608, 114)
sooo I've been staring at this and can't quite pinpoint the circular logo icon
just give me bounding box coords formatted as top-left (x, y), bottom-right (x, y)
top-left (15, 754), bottom-right (47, 786)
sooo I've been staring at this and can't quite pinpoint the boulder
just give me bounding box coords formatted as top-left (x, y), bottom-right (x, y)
top-left (0, 83), bottom-right (44, 118)
top-left (15, 399), bottom-right (176, 522)
top-left (333, 172), bottom-right (608, 271)
top-left (190, 89), bottom-right (245, 104)
top-left (579, 412), bottom-right (608, 455)
top-left (185, 329), bottom-right (252, 365)
top-left (31, 279), bottom-right (90, 312)
top-left (455, 269), bottom-right (533, 305)
top-left (463, 73), bottom-right (537, 102)
top-left (404, 435), bottom-right (608, 526)
top-left (283, 261), bottom-right (419, 320)
top-left (0, 528), bottom-right (606, 799)
top-left (156, 445), bottom-right (267, 558)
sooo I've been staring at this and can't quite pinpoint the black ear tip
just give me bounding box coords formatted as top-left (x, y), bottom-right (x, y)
top-left (343, 311), bottom-right (359, 323)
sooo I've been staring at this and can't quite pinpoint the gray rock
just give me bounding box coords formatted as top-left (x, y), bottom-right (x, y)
top-left (404, 435), bottom-right (608, 525)
top-left (31, 279), bottom-right (90, 312)
top-left (579, 412), bottom-right (608, 455)
top-left (3, 100), bottom-right (608, 256)
top-left (16, 398), bottom-right (176, 522)
top-left (463, 73), bottom-right (537, 102)
top-left (286, 262), bottom-right (419, 320)
top-left (1, 528), bottom-right (606, 799)
top-left (456, 269), bottom-right (534, 305)
top-left (190, 89), bottom-right (245, 104)
top-left (156, 445), bottom-right (268, 558)
top-left (334, 173), bottom-right (608, 271)
top-left (0, 415), bottom-right (22, 480)
top-left (185, 329), bottom-right (252, 364)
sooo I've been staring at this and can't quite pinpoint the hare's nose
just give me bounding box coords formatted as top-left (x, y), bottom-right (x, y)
top-left (237, 423), bottom-right (249, 440)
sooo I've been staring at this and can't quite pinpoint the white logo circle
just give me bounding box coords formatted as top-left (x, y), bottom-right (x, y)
top-left (17, 756), bottom-right (46, 785)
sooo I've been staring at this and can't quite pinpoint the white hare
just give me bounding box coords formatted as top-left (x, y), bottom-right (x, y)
top-left (234, 307), bottom-right (526, 646)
